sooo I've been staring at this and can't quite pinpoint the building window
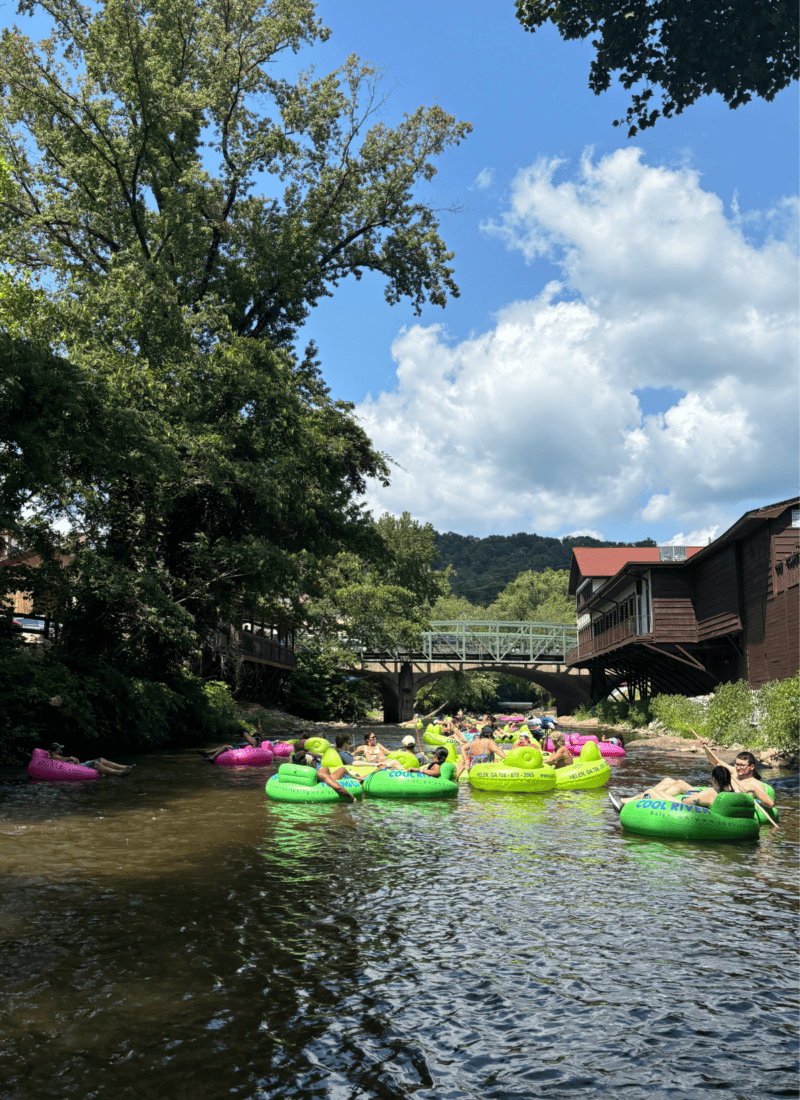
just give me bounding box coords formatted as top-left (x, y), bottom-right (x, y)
top-left (792, 509), bottom-right (800, 529)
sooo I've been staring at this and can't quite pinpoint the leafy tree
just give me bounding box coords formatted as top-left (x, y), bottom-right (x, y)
top-left (0, 0), bottom-right (469, 680)
top-left (281, 637), bottom-right (379, 722)
top-left (487, 567), bottom-right (572, 622)
top-left (515, 0), bottom-right (799, 136)
top-left (415, 670), bottom-right (500, 714)
top-left (429, 591), bottom-right (484, 621)
top-left (282, 513), bottom-right (446, 718)
top-left (300, 512), bottom-right (449, 654)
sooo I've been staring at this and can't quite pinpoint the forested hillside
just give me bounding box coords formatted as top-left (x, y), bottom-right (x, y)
top-left (434, 532), bottom-right (656, 604)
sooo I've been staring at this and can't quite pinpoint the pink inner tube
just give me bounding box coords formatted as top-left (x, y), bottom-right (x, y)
top-left (28, 748), bottom-right (99, 781)
top-left (213, 745), bottom-right (274, 768)
top-left (567, 734), bottom-right (599, 746)
top-left (596, 741), bottom-right (626, 758)
top-left (566, 734), bottom-right (625, 758)
top-left (270, 741), bottom-right (293, 758)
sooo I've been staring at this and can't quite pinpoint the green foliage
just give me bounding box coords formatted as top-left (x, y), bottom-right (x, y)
top-left (704, 680), bottom-right (755, 745)
top-left (0, 640), bottom-right (239, 763)
top-left (648, 676), bottom-right (798, 753)
top-left (430, 592), bottom-right (485, 620)
top-left (416, 670), bottom-right (499, 713)
top-left (281, 638), bottom-right (378, 722)
top-left (595, 698), bottom-right (629, 725)
top-left (432, 567), bottom-right (573, 623)
top-left (626, 700), bottom-right (652, 728)
top-left (571, 703), bottom-right (593, 721)
top-left (487, 568), bottom-right (573, 623)
top-left (304, 512), bottom-right (449, 653)
top-left (754, 673), bottom-right (799, 754)
top-left (515, 0), bottom-right (799, 136)
top-left (649, 693), bottom-right (706, 737)
top-left (0, 2), bottom-right (470, 732)
top-left (202, 681), bottom-right (238, 721)
top-left (434, 531), bottom-right (655, 603)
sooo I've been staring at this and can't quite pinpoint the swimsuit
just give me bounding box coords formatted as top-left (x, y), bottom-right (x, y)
top-left (468, 741), bottom-right (493, 765)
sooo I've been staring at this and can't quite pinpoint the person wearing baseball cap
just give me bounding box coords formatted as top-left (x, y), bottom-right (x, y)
top-left (402, 733), bottom-right (428, 766)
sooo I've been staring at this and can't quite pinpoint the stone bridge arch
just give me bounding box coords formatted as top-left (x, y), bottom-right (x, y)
top-left (349, 660), bottom-right (591, 724)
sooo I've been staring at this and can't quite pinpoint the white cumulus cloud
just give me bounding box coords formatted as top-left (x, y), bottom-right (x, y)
top-left (356, 149), bottom-right (798, 538)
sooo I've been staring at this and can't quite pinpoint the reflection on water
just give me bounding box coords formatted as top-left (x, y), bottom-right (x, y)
top-left (0, 734), bottom-right (797, 1099)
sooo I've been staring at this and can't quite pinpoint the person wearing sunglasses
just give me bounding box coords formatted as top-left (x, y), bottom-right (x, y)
top-left (352, 732), bottom-right (392, 765)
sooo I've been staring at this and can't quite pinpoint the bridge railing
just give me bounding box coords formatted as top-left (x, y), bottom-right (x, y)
top-left (420, 621), bottom-right (578, 663)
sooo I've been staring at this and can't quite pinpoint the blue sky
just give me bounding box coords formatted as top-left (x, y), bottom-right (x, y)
top-left (301, 1), bottom-right (798, 545)
top-left (5, 0), bottom-right (798, 546)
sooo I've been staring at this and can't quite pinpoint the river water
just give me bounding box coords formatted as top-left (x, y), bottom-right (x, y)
top-left (1, 728), bottom-right (797, 1100)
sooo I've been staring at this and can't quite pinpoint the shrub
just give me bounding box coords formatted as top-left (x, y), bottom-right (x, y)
top-left (595, 698), bottom-right (629, 725)
top-left (571, 704), bottom-right (593, 721)
top-left (704, 680), bottom-right (755, 746)
top-left (648, 676), bottom-right (799, 753)
top-left (281, 639), bottom-right (379, 722)
top-left (648, 694), bottom-right (707, 738)
top-left (0, 641), bottom-right (244, 763)
top-left (626, 700), bottom-right (652, 728)
top-left (755, 672), bottom-right (799, 754)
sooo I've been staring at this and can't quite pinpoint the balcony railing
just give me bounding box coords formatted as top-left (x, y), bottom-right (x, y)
top-left (238, 632), bottom-right (296, 669)
top-left (566, 619), bottom-right (650, 663)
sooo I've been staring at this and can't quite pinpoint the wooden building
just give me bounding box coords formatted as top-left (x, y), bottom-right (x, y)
top-left (200, 610), bottom-right (297, 707)
top-left (566, 497), bottom-right (799, 700)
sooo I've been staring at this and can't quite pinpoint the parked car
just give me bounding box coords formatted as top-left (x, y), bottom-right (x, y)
top-left (12, 617), bottom-right (48, 633)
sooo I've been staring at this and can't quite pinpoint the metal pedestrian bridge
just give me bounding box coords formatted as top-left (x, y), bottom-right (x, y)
top-left (354, 620), bottom-right (586, 723)
top-left (419, 620), bottom-right (578, 663)
top-left (360, 620), bottom-right (578, 664)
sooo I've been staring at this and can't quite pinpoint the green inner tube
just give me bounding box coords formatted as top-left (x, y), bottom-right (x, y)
top-left (362, 761), bottom-right (458, 800)
top-left (303, 736), bottom-right (330, 754)
top-left (553, 741), bottom-right (610, 789)
top-left (423, 729), bottom-right (460, 747)
top-left (754, 783), bottom-right (778, 825)
top-left (385, 750), bottom-right (421, 769)
top-left (265, 763), bottom-right (363, 803)
top-left (468, 745), bottom-right (556, 792)
top-left (619, 790), bottom-right (759, 841)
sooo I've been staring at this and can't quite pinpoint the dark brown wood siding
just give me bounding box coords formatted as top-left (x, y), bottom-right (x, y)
top-left (651, 570), bottom-right (697, 642)
top-left (693, 544), bottom-right (741, 640)
top-left (742, 509), bottom-right (800, 686)
top-left (754, 509), bottom-right (800, 686)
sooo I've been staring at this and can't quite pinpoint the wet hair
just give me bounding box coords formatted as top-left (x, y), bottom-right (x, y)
top-left (433, 747), bottom-right (448, 763)
top-left (736, 751), bottom-right (762, 779)
top-left (710, 765), bottom-right (734, 792)
top-left (335, 733), bottom-right (350, 749)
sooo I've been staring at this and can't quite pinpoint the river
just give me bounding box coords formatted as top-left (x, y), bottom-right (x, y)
top-left (1, 728), bottom-right (797, 1099)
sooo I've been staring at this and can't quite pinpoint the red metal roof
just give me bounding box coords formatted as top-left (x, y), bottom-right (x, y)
top-left (569, 546), bottom-right (703, 593)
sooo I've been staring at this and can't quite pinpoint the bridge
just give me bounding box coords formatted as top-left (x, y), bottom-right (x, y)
top-left (352, 621), bottom-right (591, 723)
